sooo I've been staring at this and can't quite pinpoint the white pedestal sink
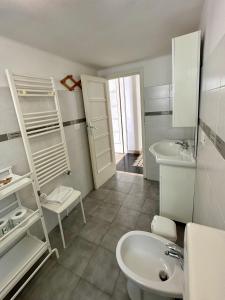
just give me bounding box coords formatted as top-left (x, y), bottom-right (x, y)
top-left (150, 140), bottom-right (196, 223)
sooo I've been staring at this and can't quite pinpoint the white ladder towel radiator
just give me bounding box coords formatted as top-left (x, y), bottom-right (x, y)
top-left (6, 70), bottom-right (86, 246)
top-left (6, 70), bottom-right (71, 193)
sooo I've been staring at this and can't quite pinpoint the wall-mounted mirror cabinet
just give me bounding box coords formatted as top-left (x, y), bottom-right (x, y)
top-left (172, 31), bottom-right (201, 127)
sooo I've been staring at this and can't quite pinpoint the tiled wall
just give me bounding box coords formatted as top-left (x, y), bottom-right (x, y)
top-left (144, 84), bottom-right (195, 180)
top-left (98, 55), bottom-right (195, 181)
top-left (0, 35), bottom-right (97, 238)
top-left (194, 32), bottom-right (225, 230)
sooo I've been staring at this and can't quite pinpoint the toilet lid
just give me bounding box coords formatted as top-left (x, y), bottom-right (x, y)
top-left (151, 215), bottom-right (177, 242)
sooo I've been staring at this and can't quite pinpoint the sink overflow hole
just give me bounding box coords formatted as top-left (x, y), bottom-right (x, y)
top-left (159, 270), bottom-right (169, 281)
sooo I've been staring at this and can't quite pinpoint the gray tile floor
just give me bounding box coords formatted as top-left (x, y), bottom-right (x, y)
top-left (15, 172), bottom-right (185, 300)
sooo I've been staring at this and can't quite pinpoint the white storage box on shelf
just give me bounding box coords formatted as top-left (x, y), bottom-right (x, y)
top-left (0, 166), bottom-right (58, 300)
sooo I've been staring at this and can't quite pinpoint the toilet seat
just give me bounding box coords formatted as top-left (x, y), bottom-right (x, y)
top-left (151, 215), bottom-right (177, 242)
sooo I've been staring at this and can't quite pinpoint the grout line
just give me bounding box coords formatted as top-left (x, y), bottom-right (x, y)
top-left (78, 242), bottom-right (119, 296)
top-left (80, 276), bottom-right (114, 297)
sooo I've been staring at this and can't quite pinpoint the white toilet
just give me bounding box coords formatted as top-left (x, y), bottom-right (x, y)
top-left (116, 215), bottom-right (183, 300)
top-left (116, 230), bottom-right (183, 300)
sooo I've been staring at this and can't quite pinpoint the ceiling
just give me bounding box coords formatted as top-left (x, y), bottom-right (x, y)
top-left (0, 0), bottom-right (204, 69)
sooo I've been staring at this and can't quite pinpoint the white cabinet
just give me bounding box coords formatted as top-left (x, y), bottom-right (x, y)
top-left (160, 164), bottom-right (195, 223)
top-left (172, 31), bottom-right (201, 127)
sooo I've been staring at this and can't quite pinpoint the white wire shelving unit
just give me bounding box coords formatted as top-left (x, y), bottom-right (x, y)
top-left (0, 167), bottom-right (58, 300)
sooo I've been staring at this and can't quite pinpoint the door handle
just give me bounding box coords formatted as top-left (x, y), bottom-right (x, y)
top-left (90, 125), bottom-right (97, 129)
top-left (87, 122), bottom-right (97, 130)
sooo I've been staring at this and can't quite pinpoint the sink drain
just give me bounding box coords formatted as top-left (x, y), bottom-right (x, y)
top-left (159, 270), bottom-right (169, 281)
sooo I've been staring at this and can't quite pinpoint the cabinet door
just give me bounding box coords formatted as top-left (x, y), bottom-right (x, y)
top-left (160, 165), bottom-right (195, 223)
top-left (172, 31), bottom-right (201, 127)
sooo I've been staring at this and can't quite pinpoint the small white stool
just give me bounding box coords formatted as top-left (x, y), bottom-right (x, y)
top-left (41, 189), bottom-right (86, 248)
top-left (151, 215), bottom-right (177, 242)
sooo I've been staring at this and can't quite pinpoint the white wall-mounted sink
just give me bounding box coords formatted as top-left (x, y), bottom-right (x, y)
top-left (149, 140), bottom-right (196, 168)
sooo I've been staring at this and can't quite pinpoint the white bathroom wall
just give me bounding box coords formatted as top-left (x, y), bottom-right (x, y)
top-left (0, 36), bottom-right (96, 234)
top-left (194, 0), bottom-right (225, 230)
top-left (98, 56), bottom-right (194, 180)
top-left (98, 55), bottom-right (172, 87)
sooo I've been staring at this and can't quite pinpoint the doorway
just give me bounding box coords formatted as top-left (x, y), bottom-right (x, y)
top-left (108, 74), bottom-right (143, 175)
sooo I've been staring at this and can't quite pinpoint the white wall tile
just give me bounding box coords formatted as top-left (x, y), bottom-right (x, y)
top-left (0, 138), bottom-right (29, 173)
top-left (195, 0), bottom-right (225, 230)
top-left (58, 90), bottom-right (85, 121)
top-left (219, 37), bottom-right (225, 87)
top-left (217, 87), bottom-right (225, 141)
top-left (0, 87), bottom-right (20, 134)
top-left (144, 84), bottom-right (170, 99)
top-left (145, 98), bottom-right (170, 112)
top-left (194, 166), bottom-right (212, 225)
top-left (199, 88), bottom-right (220, 133)
top-left (205, 47), bottom-right (221, 91)
top-left (194, 132), bottom-right (225, 230)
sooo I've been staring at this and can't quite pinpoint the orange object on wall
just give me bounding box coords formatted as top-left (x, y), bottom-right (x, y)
top-left (60, 75), bottom-right (82, 91)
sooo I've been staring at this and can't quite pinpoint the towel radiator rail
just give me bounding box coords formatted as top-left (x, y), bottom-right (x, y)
top-left (6, 70), bottom-right (71, 193)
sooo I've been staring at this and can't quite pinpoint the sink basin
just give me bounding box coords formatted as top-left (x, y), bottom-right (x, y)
top-left (150, 141), bottom-right (181, 157)
top-left (149, 140), bottom-right (196, 167)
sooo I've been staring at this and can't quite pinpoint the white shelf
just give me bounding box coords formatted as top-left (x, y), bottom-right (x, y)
top-left (0, 174), bottom-right (32, 201)
top-left (0, 235), bottom-right (48, 299)
top-left (0, 209), bottom-right (40, 255)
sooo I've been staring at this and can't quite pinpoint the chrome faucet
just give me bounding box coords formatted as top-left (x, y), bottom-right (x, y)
top-left (164, 243), bottom-right (184, 269)
top-left (175, 140), bottom-right (189, 150)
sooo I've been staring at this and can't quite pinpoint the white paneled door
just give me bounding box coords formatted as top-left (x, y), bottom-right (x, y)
top-left (81, 75), bottom-right (116, 189)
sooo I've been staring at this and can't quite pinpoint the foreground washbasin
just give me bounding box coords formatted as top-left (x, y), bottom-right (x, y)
top-left (149, 140), bottom-right (195, 167)
top-left (116, 231), bottom-right (183, 299)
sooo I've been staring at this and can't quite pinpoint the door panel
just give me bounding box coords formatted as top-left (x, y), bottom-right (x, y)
top-left (89, 102), bottom-right (108, 119)
top-left (95, 135), bottom-right (111, 154)
top-left (81, 75), bottom-right (116, 189)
